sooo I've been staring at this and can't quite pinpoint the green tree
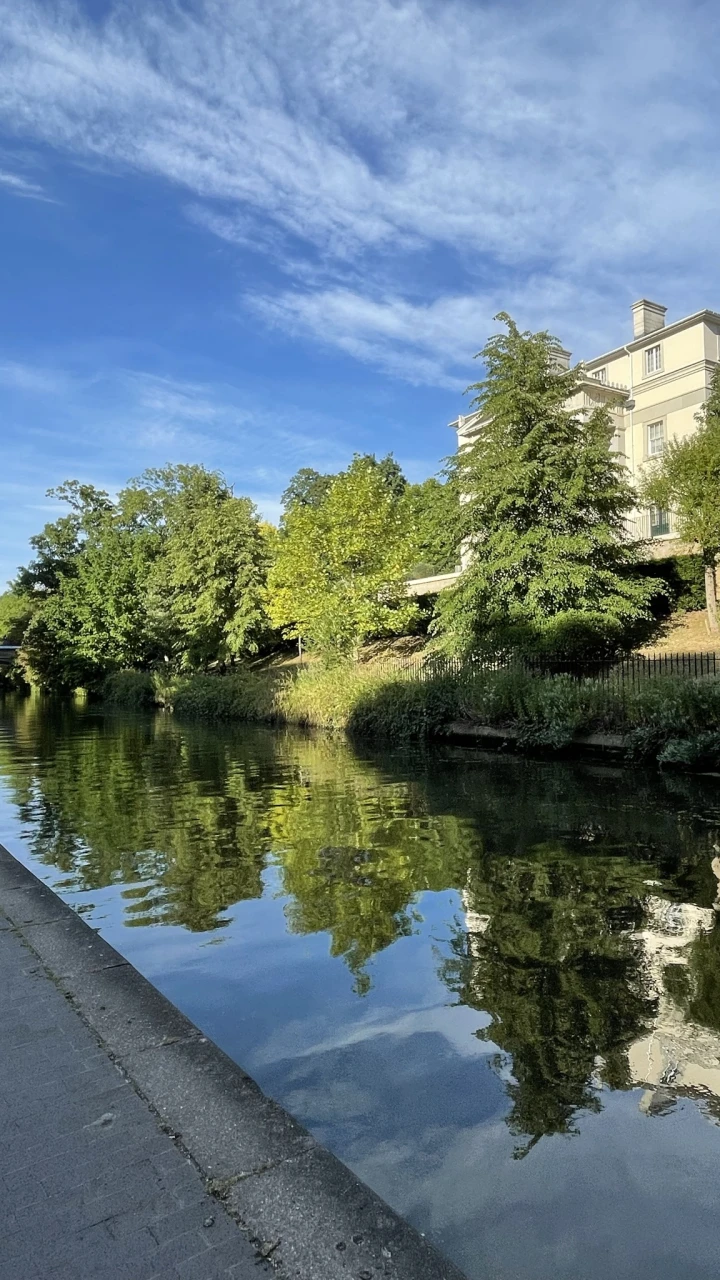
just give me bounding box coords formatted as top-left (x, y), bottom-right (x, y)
top-left (14, 481), bottom-right (113, 595)
top-left (131, 465), bottom-right (272, 668)
top-left (434, 315), bottom-right (657, 657)
top-left (402, 477), bottom-right (460, 577)
top-left (268, 454), bottom-right (419, 656)
top-left (15, 465), bottom-right (272, 689)
top-left (281, 455), bottom-right (406, 516)
top-left (281, 468), bottom-right (334, 512)
top-left (0, 591), bottom-right (35, 644)
top-left (639, 368), bottom-right (720, 632)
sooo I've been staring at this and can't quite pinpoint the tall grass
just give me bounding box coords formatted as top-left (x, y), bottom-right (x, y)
top-left (101, 661), bottom-right (720, 768)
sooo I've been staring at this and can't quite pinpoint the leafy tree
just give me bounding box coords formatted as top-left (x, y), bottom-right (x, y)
top-left (14, 464), bottom-right (272, 688)
top-left (130, 465), bottom-right (272, 668)
top-left (281, 454), bottom-right (406, 516)
top-left (0, 591), bottom-right (35, 644)
top-left (402, 477), bottom-right (460, 577)
top-left (639, 368), bottom-right (720, 632)
top-left (17, 483), bottom-right (160, 689)
top-left (268, 454), bottom-right (419, 656)
top-left (433, 315), bottom-right (658, 657)
top-left (366, 452), bottom-right (407, 499)
top-left (14, 482), bottom-right (113, 595)
top-left (281, 468), bottom-right (334, 512)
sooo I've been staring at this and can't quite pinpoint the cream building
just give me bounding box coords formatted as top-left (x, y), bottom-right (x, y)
top-left (407, 300), bottom-right (720, 596)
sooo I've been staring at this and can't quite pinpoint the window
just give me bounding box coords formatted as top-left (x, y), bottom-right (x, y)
top-left (647, 420), bottom-right (665, 457)
top-left (649, 506), bottom-right (671, 538)
top-left (593, 367), bottom-right (607, 384)
top-left (645, 344), bottom-right (662, 375)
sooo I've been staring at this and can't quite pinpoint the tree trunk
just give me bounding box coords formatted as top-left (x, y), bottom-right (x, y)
top-left (705, 562), bottom-right (719, 633)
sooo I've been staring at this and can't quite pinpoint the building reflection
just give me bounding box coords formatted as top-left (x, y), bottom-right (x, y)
top-left (454, 855), bottom-right (720, 1150)
top-left (628, 861), bottom-right (720, 1117)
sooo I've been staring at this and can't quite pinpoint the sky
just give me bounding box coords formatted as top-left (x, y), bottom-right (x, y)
top-left (1, 0), bottom-right (720, 589)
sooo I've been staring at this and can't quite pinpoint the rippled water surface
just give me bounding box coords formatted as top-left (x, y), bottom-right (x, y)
top-left (2, 695), bottom-right (720, 1279)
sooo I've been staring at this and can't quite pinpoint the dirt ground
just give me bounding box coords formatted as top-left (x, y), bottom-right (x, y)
top-left (641, 610), bottom-right (720, 655)
top-left (255, 616), bottom-right (719, 668)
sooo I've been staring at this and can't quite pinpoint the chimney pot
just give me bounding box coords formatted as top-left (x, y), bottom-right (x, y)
top-left (632, 299), bottom-right (666, 338)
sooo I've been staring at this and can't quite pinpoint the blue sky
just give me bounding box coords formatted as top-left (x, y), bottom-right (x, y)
top-left (2, 0), bottom-right (720, 588)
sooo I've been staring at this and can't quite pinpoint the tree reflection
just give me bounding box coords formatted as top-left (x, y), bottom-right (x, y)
top-left (440, 856), bottom-right (659, 1154)
top-left (2, 697), bottom-right (720, 1145)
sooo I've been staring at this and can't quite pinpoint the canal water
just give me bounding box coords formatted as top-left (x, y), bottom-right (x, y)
top-left (2, 696), bottom-right (720, 1279)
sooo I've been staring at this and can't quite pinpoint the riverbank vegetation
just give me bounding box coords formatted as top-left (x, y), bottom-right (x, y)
top-left (2, 318), bottom-right (719, 740)
top-left (99, 660), bottom-right (720, 768)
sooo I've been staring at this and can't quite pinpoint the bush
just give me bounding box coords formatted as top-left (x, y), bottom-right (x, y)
top-left (346, 672), bottom-right (462, 739)
top-left (169, 671), bottom-right (279, 721)
top-left (658, 732), bottom-right (720, 770)
top-left (636, 554), bottom-right (706, 616)
top-left (101, 671), bottom-right (158, 709)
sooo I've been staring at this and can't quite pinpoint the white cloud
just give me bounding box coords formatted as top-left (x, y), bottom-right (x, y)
top-left (0, 167), bottom-right (50, 199)
top-left (251, 277), bottom-right (631, 387)
top-left (0, 360), bottom-right (70, 393)
top-left (0, 0), bottom-right (719, 380)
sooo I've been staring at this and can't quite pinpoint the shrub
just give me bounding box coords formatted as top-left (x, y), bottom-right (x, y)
top-left (636, 554), bottom-right (706, 617)
top-left (169, 671), bottom-right (279, 721)
top-left (658, 732), bottom-right (720, 770)
top-left (101, 670), bottom-right (158, 708)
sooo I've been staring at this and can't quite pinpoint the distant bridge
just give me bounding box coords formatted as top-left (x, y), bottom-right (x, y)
top-left (0, 646), bottom-right (19, 669)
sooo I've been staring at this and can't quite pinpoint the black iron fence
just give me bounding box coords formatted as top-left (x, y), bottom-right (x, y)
top-left (364, 649), bottom-right (720, 688)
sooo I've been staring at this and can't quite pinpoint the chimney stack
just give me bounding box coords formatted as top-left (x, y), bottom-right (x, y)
top-left (631, 299), bottom-right (666, 338)
top-left (549, 344), bottom-right (572, 370)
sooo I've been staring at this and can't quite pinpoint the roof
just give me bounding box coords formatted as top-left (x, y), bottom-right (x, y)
top-left (585, 309), bottom-right (720, 369)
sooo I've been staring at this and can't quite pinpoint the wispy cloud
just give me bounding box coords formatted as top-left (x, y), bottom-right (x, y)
top-left (0, 354), bottom-right (364, 585)
top-left (251, 277), bottom-right (630, 387)
top-left (0, 167), bottom-right (51, 200)
top-left (0, 360), bottom-right (70, 393)
top-left (1, 0), bottom-right (719, 381)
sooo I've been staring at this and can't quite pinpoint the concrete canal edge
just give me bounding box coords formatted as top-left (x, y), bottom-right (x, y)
top-left (0, 842), bottom-right (468, 1280)
top-left (445, 720), bottom-right (625, 755)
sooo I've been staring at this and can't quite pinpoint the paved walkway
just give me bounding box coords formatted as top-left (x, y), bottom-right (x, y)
top-left (0, 912), bottom-right (263, 1280)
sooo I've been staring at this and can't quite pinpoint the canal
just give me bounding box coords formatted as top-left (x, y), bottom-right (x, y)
top-left (2, 695), bottom-right (720, 1280)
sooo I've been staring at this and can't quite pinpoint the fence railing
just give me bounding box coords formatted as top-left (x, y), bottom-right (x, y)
top-left (363, 649), bottom-right (720, 688)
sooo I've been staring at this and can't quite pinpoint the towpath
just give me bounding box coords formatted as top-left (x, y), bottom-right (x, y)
top-left (0, 907), bottom-right (262, 1279)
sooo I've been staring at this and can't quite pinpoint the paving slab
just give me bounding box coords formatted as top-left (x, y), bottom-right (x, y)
top-left (0, 916), bottom-right (264, 1280)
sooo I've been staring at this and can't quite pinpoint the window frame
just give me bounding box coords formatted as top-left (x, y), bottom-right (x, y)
top-left (644, 343), bottom-right (663, 376)
top-left (649, 505), bottom-right (671, 538)
top-left (593, 367), bottom-right (607, 384)
top-left (646, 419), bottom-right (666, 458)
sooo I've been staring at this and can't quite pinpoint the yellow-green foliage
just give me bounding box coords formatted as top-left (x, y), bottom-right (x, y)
top-left (102, 662), bottom-right (720, 768)
top-left (268, 456), bottom-right (420, 655)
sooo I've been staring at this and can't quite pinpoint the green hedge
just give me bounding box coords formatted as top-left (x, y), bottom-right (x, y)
top-left (637, 554), bottom-right (706, 615)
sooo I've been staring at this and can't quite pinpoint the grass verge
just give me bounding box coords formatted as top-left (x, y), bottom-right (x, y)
top-left (100, 662), bottom-right (720, 771)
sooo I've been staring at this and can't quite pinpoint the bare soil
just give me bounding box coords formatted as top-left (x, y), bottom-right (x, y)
top-left (641, 610), bottom-right (720, 655)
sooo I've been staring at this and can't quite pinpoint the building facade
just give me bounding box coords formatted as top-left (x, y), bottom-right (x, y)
top-left (453, 299), bottom-right (720, 553)
top-left (405, 300), bottom-right (720, 596)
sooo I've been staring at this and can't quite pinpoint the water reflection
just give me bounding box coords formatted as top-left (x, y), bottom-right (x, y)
top-left (444, 860), bottom-right (657, 1155)
top-left (2, 696), bottom-right (720, 1278)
